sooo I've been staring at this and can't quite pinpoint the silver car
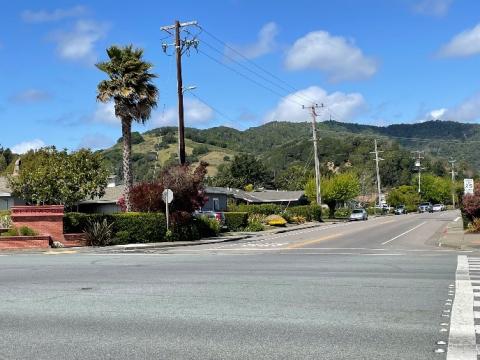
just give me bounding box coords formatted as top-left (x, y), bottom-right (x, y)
top-left (349, 208), bottom-right (368, 221)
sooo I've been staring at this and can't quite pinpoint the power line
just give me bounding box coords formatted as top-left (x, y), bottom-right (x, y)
top-left (195, 24), bottom-right (318, 104)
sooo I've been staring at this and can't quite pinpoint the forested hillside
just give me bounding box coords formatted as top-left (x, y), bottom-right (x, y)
top-left (99, 120), bottom-right (480, 192)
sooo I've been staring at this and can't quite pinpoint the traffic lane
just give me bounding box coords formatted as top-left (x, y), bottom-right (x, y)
top-left (381, 211), bottom-right (457, 250)
top-left (280, 212), bottom-right (443, 251)
top-left (0, 252), bottom-right (456, 359)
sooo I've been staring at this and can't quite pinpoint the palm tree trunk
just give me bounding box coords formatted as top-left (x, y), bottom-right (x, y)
top-left (122, 118), bottom-right (133, 212)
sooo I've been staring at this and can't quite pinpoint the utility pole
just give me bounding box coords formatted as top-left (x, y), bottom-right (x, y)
top-left (370, 140), bottom-right (384, 206)
top-left (449, 159), bottom-right (456, 208)
top-left (160, 20), bottom-right (198, 165)
top-left (302, 103), bottom-right (324, 205)
top-left (412, 151), bottom-right (425, 193)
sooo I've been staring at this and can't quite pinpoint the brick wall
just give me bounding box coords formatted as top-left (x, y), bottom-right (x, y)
top-left (0, 236), bottom-right (50, 249)
top-left (11, 205), bottom-right (65, 242)
top-left (63, 233), bottom-right (87, 247)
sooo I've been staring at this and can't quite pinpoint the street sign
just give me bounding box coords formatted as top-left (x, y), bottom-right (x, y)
top-left (162, 189), bottom-right (174, 204)
top-left (464, 179), bottom-right (474, 195)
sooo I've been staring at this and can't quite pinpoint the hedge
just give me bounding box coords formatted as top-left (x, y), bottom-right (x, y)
top-left (64, 212), bottom-right (220, 244)
top-left (228, 204), bottom-right (282, 216)
top-left (224, 212), bottom-right (248, 231)
top-left (228, 204), bottom-right (322, 221)
top-left (64, 212), bottom-right (167, 244)
top-left (284, 205), bottom-right (322, 222)
top-left (334, 208), bottom-right (351, 219)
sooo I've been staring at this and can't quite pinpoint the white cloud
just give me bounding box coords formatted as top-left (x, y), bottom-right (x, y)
top-left (264, 86), bottom-right (367, 123)
top-left (151, 98), bottom-right (214, 127)
top-left (12, 139), bottom-right (46, 154)
top-left (9, 89), bottom-right (52, 103)
top-left (49, 20), bottom-right (107, 63)
top-left (78, 133), bottom-right (114, 150)
top-left (418, 108), bottom-right (447, 122)
top-left (285, 31), bottom-right (378, 82)
top-left (445, 93), bottom-right (480, 122)
top-left (93, 101), bottom-right (118, 124)
top-left (420, 93), bottom-right (480, 122)
top-left (438, 23), bottom-right (480, 58)
top-left (21, 5), bottom-right (87, 23)
top-left (226, 22), bottom-right (278, 59)
top-left (413, 0), bottom-right (453, 17)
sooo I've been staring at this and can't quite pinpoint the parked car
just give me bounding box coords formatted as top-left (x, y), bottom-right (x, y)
top-left (418, 202), bottom-right (433, 213)
top-left (394, 205), bottom-right (407, 215)
top-left (349, 208), bottom-right (368, 221)
top-left (432, 204), bottom-right (444, 212)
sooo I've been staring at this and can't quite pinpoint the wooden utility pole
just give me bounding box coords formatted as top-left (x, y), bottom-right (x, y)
top-left (302, 104), bottom-right (324, 205)
top-left (161, 20), bottom-right (198, 165)
top-left (370, 140), bottom-right (384, 206)
top-left (449, 159), bottom-right (456, 208)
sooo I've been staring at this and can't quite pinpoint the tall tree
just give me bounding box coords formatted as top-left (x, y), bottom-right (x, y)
top-left (96, 45), bottom-right (158, 211)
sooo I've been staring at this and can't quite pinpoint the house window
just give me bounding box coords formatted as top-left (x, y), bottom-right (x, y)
top-left (213, 198), bottom-right (220, 211)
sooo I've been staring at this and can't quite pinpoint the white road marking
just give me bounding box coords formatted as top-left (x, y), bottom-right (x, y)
top-left (381, 222), bottom-right (427, 245)
top-left (446, 255), bottom-right (477, 360)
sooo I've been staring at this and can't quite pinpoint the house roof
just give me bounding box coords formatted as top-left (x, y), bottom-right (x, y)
top-left (205, 186), bottom-right (305, 203)
top-left (80, 184), bottom-right (125, 204)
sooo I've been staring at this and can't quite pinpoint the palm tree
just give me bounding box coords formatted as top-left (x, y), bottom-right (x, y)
top-left (96, 45), bottom-right (158, 211)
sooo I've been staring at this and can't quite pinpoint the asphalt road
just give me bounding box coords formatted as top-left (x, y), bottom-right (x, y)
top-left (0, 210), bottom-right (469, 359)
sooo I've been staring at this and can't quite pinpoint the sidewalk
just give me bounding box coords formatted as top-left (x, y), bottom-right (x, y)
top-left (439, 217), bottom-right (480, 250)
top-left (108, 221), bottom-right (329, 251)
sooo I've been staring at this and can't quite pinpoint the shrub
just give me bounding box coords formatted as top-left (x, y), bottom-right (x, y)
top-left (1, 226), bottom-right (38, 237)
top-left (195, 216), bottom-right (221, 237)
top-left (265, 214), bottom-right (287, 227)
top-left (0, 214), bottom-right (12, 229)
top-left (111, 213), bottom-right (167, 243)
top-left (224, 212), bottom-right (248, 231)
top-left (334, 208), bottom-right (351, 218)
top-left (228, 203), bottom-right (283, 216)
top-left (84, 219), bottom-right (113, 246)
top-left (245, 214), bottom-right (265, 232)
top-left (285, 205), bottom-right (322, 222)
top-left (113, 230), bottom-right (130, 245)
top-left (467, 218), bottom-right (480, 233)
top-left (65, 212), bottom-right (167, 243)
top-left (290, 215), bottom-right (306, 224)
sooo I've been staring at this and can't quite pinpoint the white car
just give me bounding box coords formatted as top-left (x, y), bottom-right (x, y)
top-left (349, 208), bottom-right (368, 221)
top-left (432, 204), bottom-right (443, 212)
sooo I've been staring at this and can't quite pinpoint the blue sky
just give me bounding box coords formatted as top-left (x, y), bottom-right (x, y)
top-left (1, 0), bottom-right (480, 153)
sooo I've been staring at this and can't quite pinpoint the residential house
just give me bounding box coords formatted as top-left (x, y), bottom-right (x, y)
top-left (0, 177), bottom-right (25, 211)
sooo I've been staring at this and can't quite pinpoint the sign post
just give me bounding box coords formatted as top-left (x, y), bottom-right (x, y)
top-left (464, 179), bottom-right (474, 195)
top-left (162, 189), bottom-right (174, 231)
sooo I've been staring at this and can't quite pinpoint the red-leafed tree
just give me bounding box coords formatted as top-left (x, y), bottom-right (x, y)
top-left (463, 182), bottom-right (480, 220)
top-left (122, 162), bottom-right (209, 220)
top-left (129, 181), bottom-right (164, 212)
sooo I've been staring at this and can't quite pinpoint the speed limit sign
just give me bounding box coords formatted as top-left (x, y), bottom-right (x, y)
top-left (464, 179), bottom-right (474, 194)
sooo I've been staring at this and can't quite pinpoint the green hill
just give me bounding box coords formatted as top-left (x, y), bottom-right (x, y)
top-left (99, 120), bottom-right (480, 184)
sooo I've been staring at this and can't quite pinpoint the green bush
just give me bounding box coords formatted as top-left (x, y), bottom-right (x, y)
top-left (64, 212), bottom-right (166, 243)
top-left (1, 225), bottom-right (38, 237)
top-left (366, 207), bottom-right (377, 216)
top-left (245, 214), bottom-right (265, 232)
top-left (334, 208), bottom-right (351, 219)
top-left (228, 203), bottom-right (282, 216)
top-left (113, 230), bottom-right (130, 245)
top-left (0, 214), bottom-right (12, 229)
top-left (285, 205), bottom-right (322, 222)
top-left (195, 216), bottom-right (221, 237)
top-left (224, 212), bottom-right (248, 231)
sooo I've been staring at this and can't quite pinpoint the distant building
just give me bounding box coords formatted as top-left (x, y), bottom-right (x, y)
top-left (228, 188), bottom-right (307, 206)
top-left (202, 187), bottom-right (229, 212)
top-left (0, 177), bottom-right (26, 211)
